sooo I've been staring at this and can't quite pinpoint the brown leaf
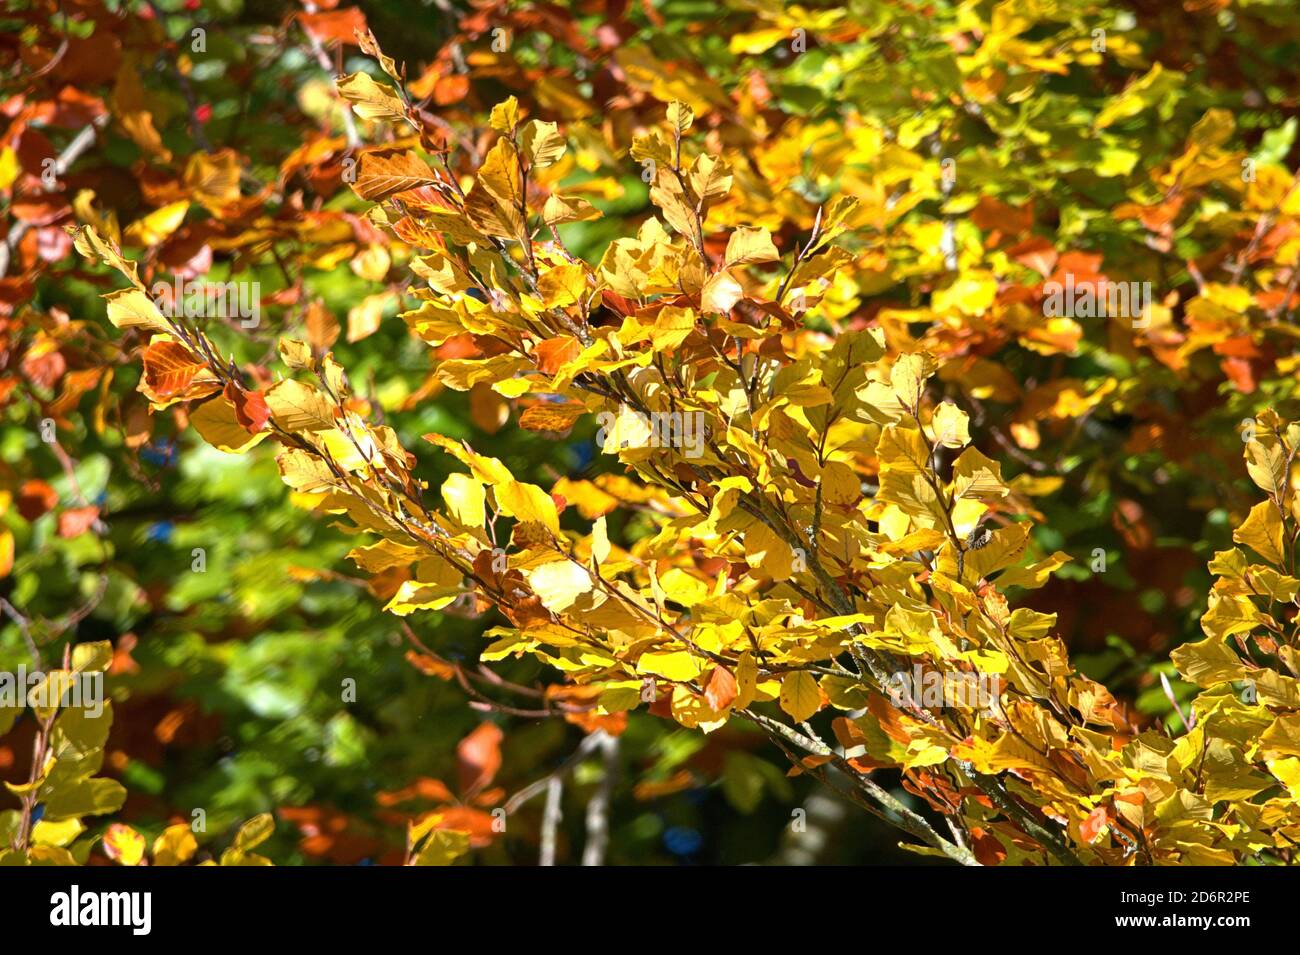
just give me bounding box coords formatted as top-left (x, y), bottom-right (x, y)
top-left (404, 649), bottom-right (455, 680)
top-left (352, 148), bottom-right (439, 202)
top-left (456, 722), bottom-right (503, 795)
top-left (305, 299), bottom-right (341, 348)
top-left (143, 340), bottom-right (206, 397)
top-left (17, 480), bottom-right (59, 521)
top-left (518, 402), bottom-right (585, 432)
top-left (469, 382), bottom-right (509, 434)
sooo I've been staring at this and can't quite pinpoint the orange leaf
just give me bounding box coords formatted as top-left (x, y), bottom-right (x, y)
top-left (305, 299), bottom-right (340, 349)
top-left (1081, 806), bottom-right (1110, 844)
top-left (404, 649), bottom-right (454, 680)
top-left (518, 402), bottom-right (585, 432)
top-left (534, 335), bottom-right (580, 375)
top-left (58, 506), bottom-right (100, 539)
top-left (299, 7), bottom-right (367, 45)
top-left (433, 75), bottom-right (469, 106)
top-left (142, 340), bottom-right (206, 397)
top-left (456, 722), bottom-right (503, 795)
top-left (223, 381), bottom-right (271, 434)
top-left (469, 382), bottom-right (508, 434)
top-left (352, 147), bottom-right (439, 202)
top-left (704, 665), bottom-right (738, 710)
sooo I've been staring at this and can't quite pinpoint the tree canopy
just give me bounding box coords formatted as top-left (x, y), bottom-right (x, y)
top-left (4, 0), bottom-right (1300, 866)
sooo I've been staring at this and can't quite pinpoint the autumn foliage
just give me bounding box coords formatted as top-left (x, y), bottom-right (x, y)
top-left (6, 0), bottom-right (1300, 866)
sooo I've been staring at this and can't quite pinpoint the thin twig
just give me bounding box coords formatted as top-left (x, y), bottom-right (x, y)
top-left (581, 732), bottom-right (618, 866)
top-left (540, 775), bottom-right (563, 866)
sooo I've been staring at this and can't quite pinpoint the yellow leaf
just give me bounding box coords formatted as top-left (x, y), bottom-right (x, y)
top-left (649, 305), bottom-right (697, 350)
top-left (1233, 500), bottom-right (1285, 566)
top-left (276, 448), bottom-right (335, 492)
top-left (890, 352), bottom-right (937, 413)
top-left (648, 176), bottom-right (699, 240)
top-left (658, 568), bottom-right (707, 606)
top-left (266, 379), bottom-right (335, 432)
top-left (779, 670), bottom-right (821, 722)
top-left (31, 817), bottom-right (83, 848)
top-left (424, 433), bottom-right (515, 484)
top-left (232, 813), bottom-right (275, 852)
top-left (819, 461), bottom-right (861, 506)
top-left (278, 338), bottom-right (313, 369)
top-left (952, 447), bottom-right (1009, 500)
top-left (638, 650), bottom-right (704, 682)
top-left (124, 200), bottom-right (189, 247)
top-left (734, 652), bottom-right (758, 708)
top-left (1171, 633), bottom-right (1246, 686)
top-left (1259, 712), bottom-right (1300, 760)
top-left (183, 150), bottom-right (241, 210)
top-left (701, 271), bottom-right (742, 314)
top-left (591, 515), bottom-right (610, 566)
top-left (384, 575), bottom-right (462, 616)
top-left (71, 641), bottom-right (113, 674)
top-left (0, 147), bottom-right (18, 190)
top-left (495, 480), bottom-right (560, 533)
top-left (103, 289), bottom-right (171, 336)
top-left (543, 193), bottom-right (602, 226)
top-left (994, 550), bottom-right (1072, 589)
top-left (524, 560), bottom-right (593, 612)
top-left (347, 539), bottom-right (423, 572)
top-left (729, 28), bottom-right (787, 54)
top-left (666, 100), bottom-right (694, 135)
top-left (75, 224), bottom-right (139, 286)
top-left (441, 473), bottom-right (486, 528)
top-left (351, 244), bottom-right (391, 282)
top-left (1245, 435), bottom-right (1286, 497)
top-left (489, 97), bottom-right (520, 133)
top-left (465, 139), bottom-right (525, 241)
top-left (347, 291), bottom-right (393, 342)
top-left (689, 154), bottom-right (732, 203)
top-left (152, 824), bottom-right (198, 866)
top-left (1268, 757), bottom-right (1300, 800)
top-left (412, 828), bottom-right (470, 866)
top-left (337, 71), bottom-right (406, 122)
top-left (103, 823), bottom-right (146, 866)
top-left (191, 398), bottom-right (271, 454)
top-left (538, 263), bottom-right (588, 308)
top-left (521, 119), bottom-right (567, 168)
top-left (932, 401), bottom-right (970, 449)
top-left (724, 226), bottom-right (780, 267)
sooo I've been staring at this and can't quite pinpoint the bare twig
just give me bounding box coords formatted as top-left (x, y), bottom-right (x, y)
top-left (580, 732), bottom-right (618, 866)
top-left (540, 775), bottom-right (563, 867)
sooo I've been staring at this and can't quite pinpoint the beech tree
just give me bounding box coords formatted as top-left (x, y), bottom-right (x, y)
top-left (5, 0), bottom-right (1300, 866)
